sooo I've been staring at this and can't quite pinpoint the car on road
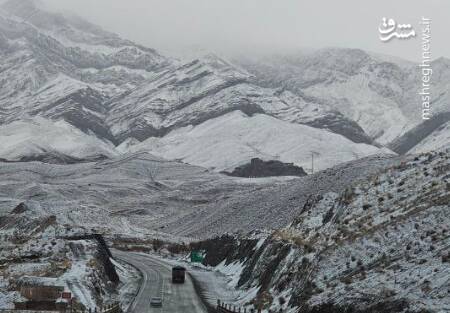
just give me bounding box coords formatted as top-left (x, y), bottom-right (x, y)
top-left (150, 297), bottom-right (162, 307)
top-left (171, 266), bottom-right (186, 283)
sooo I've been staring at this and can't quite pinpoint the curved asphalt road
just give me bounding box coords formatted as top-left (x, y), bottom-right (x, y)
top-left (113, 250), bottom-right (208, 313)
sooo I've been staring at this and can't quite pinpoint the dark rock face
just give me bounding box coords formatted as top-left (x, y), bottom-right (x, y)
top-left (11, 202), bottom-right (28, 214)
top-left (303, 114), bottom-right (374, 145)
top-left (65, 234), bottom-right (119, 284)
top-left (17, 153), bottom-right (108, 165)
top-left (95, 239), bottom-right (120, 284)
top-left (190, 235), bottom-right (259, 268)
top-left (223, 158), bottom-right (308, 178)
top-left (388, 112), bottom-right (450, 154)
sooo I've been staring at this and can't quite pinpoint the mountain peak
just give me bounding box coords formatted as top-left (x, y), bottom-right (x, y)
top-left (1, 0), bottom-right (116, 40)
top-left (1, 0), bottom-right (44, 17)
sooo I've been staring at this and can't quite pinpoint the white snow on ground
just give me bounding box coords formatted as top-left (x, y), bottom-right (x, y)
top-left (188, 263), bottom-right (242, 307)
top-left (0, 152), bottom-right (397, 239)
top-left (0, 117), bottom-right (117, 160)
top-left (0, 290), bottom-right (25, 309)
top-left (304, 72), bottom-right (413, 144)
top-left (58, 241), bottom-right (97, 310)
top-left (0, 0), bottom-right (449, 174)
top-left (409, 121), bottom-right (450, 154)
top-left (0, 204), bottom-right (126, 311)
top-left (235, 49), bottom-right (435, 145)
top-left (31, 73), bottom-right (124, 108)
top-left (215, 260), bottom-right (245, 290)
top-left (33, 74), bottom-right (92, 105)
top-left (130, 111), bottom-right (394, 172)
top-left (110, 258), bottom-right (141, 312)
top-left (43, 33), bottom-right (125, 55)
top-left (1, 221), bottom-right (97, 310)
top-left (116, 138), bottom-right (140, 154)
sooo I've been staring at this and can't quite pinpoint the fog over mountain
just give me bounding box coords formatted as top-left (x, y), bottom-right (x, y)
top-left (39, 0), bottom-right (450, 62)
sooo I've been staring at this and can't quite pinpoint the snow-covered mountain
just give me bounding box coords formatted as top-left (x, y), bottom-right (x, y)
top-left (0, 117), bottom-right (117, 162)
top-left (234, 49), bottom-right (450, 146)
top-left (128, 111), bottom-right (391, 172)
top-left (106, 53), bottom-right (374, 146)
top-left (0, 0), bottom-right (447, 172)
top-left (0, 0), bottom-right (170, 152)
top-left (0, 0), bottom-right (393, 171)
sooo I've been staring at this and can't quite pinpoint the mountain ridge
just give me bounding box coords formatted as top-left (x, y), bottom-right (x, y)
top-left (0, 0), bottom-right (447, 171)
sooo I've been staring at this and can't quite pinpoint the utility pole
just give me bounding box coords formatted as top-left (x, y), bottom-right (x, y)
top-left (310, 151), bottom-right (319, 174)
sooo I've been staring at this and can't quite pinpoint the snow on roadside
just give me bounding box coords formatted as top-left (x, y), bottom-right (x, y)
top-left (110, 258), bottom-right (141, 312)
top-left (136, 253), bottom-right (241, 307)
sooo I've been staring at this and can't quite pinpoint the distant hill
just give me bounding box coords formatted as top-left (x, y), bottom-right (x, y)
top-left (223, 158), bottom-right (307, 177)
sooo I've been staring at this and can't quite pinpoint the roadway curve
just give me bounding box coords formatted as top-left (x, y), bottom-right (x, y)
top-left (113, 250), bottom-right (208, 313)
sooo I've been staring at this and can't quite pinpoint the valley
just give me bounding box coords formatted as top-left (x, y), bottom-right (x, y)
top-left (0, 1), bottom-right (449, 313)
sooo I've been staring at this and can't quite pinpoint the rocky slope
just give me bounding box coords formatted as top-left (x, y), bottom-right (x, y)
top-left (193, 149), bottom-right (450, 312)
top-left (409, 120), bottom-right (450, 154)
top-left (389, 112), bottom-right (450, 155)
top-left (0, 152), bottom-right (397, 239)
top-left (0, 202), bottom-right (123, 310)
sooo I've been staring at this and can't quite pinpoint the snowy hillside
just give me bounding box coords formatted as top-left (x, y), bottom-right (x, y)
top-left (0, 152), bottom-right (397, 239)
top-left (194, 149), bottom-right (450, 313)
top-left (0, 0), bottom-right (170, 147)
top-left (389, 112), bottom-right (450, 155)
top-left (0, 117), bottom-right (117, 161)
top-left (235, 49), bottom-right (450, 145)
top-left (129, 111), bottom-right (392, 172)
top-left (409, 120), bottom-right (450, 154)
top-left (0, 203), bottom-right (129, 310)
top-left (106, 53), bottom-right (373, 146)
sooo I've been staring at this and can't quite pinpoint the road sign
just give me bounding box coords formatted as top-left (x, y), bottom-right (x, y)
top-left (190, 250), bottom-right (204, 263)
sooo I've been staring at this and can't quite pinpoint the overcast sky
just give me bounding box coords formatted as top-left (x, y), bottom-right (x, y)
top-left (42, 0), bottom-right (450, 62)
